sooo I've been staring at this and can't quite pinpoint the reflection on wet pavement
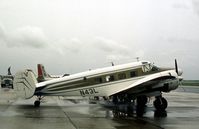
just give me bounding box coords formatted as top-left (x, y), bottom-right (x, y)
top-left (0, 86), bottom-right (199, 129)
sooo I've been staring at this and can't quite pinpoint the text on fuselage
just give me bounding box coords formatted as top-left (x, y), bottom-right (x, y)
top-left (80, 88), bottom-right (98, 96)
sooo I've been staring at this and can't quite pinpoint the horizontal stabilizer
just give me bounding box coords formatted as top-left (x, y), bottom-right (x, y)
top-left (13, 69), bottom-right (37, 99)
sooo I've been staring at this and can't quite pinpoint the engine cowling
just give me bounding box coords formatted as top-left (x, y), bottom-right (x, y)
top-left (162, 79), bottom-right (179, 92)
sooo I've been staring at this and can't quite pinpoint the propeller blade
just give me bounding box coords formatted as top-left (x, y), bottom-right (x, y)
top-left (175, 59), bottom-right (179, 75)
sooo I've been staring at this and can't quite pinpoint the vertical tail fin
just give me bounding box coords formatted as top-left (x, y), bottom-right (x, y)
top-left (13, 69), bottom-right (37, 99)
top-left (8, 66), bottom-right (12, 75)
top-left (37, 64), bottom-right (50, 82)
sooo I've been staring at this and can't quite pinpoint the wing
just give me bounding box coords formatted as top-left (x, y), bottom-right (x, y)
top-left (111, 69), bottom-right (179, 97)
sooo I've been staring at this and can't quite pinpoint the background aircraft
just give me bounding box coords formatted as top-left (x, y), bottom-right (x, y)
top-left (0, 67), bottom-right (14, 89)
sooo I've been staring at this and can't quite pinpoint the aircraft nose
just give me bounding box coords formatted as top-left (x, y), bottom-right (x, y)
top-left (178, 68), bottom-right (183, 76)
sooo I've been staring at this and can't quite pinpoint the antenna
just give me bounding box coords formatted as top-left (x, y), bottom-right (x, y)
top-left (136, 57), bottom-right (140, 62)
top-left (111, 62), bottom-right (114, 66)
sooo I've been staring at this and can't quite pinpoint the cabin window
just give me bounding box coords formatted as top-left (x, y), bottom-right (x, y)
top-left (106, 75), bottom-right (114, 82)
top-left (118, 73), bottom-right (126, 80)
top-left (95, 77), bottom-right (102, 83)
top-left (130, 71), bottom-right (136, 77)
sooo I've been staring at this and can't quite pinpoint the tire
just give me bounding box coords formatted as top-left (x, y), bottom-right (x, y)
top-left (153, 97), bottom-right (168, 111)
top-left (34, 100), bottom-right (40, 107)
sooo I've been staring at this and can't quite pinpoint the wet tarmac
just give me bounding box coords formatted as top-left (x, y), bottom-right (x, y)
top-left (0, 86), bottom-right (199, 129)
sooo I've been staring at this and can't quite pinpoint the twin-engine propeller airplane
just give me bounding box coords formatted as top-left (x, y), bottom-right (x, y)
top-left (13, 60), bottom-right (182, 112)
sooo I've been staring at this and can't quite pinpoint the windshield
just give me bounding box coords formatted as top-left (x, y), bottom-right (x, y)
top-left (151, 65), bottom-right (159, 71)
top-left (142, 63), bottom-right (159, 72)
top-left (4, 80), bottom-right (12, 84)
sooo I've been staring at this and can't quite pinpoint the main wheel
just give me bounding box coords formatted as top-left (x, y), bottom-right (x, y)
top-left (153, 97), bottom-right (168, 111)
top-left (34, 100), bottom-right (40, 107)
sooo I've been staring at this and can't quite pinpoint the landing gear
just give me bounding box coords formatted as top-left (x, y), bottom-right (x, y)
top-left (112, 94), bottom-right (134, 117)
top-left (34, 100), bottom-right (40, 107)
top-left (112, 95), bottom-right (119, 104)
top-left (112, 94), bottom-right (132, 104)
top-left (137, 96), bottom-right (147, 106)
top-left (153, 96), bottom-right (168, 111)
top-left (136, 96), bottom-right (147, 117)
top-left (34, 96), bottom-right (42, 107)
top-left (153, 96), bottom-right (168, 117)
top-left (111, 93), bottom-right (169, 117)
top-left (111, 94), bottom-right (149, 117)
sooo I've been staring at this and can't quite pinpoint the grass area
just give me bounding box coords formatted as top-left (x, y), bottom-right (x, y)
top-left (182, 80), bottom-right (199, 86)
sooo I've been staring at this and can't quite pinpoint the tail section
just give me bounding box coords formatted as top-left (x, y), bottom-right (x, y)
top-left (37, 64), bottom-right (50, 82)
top-left (8, 66), bottom-right (12, 75)
top-left (13, 69), bottom-right (37, 99)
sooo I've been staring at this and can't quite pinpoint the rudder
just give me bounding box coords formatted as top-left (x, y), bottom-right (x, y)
top-left (37, 64), bottom-right (50, 82)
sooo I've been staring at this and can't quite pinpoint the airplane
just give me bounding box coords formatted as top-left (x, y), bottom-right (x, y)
top-left (37, 64), bottom-right (69, 82)
top-left (13, 60), bottom-right (182, 113)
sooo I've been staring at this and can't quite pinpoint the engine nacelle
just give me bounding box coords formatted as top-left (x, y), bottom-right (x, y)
top-left (162, 79), bottom-right (179, 92)
top-left (13, 69), bottom-right (37, 99)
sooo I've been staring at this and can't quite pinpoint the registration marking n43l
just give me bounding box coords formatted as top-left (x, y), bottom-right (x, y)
top-left (80, 88), bottom-right (98, 96)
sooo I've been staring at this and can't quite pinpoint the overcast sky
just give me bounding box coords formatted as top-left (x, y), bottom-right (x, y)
top-left (0, 0), bottom-right (199, 79)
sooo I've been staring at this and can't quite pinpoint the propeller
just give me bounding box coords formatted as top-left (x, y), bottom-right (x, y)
top-left (174, 59), bottom-right (183, 76)
top-left (175, 59), bottom-right (178, 75)
top-left (175, 59), bottom-right (185, 91)
top-left (173, 59), bottom-right (185, 93)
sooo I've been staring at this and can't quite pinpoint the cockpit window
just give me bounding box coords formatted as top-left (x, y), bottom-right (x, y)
top-left (142, 63), bottom-right (158, 72)
top-left (142, 63), bottom-right (152, 72)
top-left (151, 65), bottom-right (159, 71)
